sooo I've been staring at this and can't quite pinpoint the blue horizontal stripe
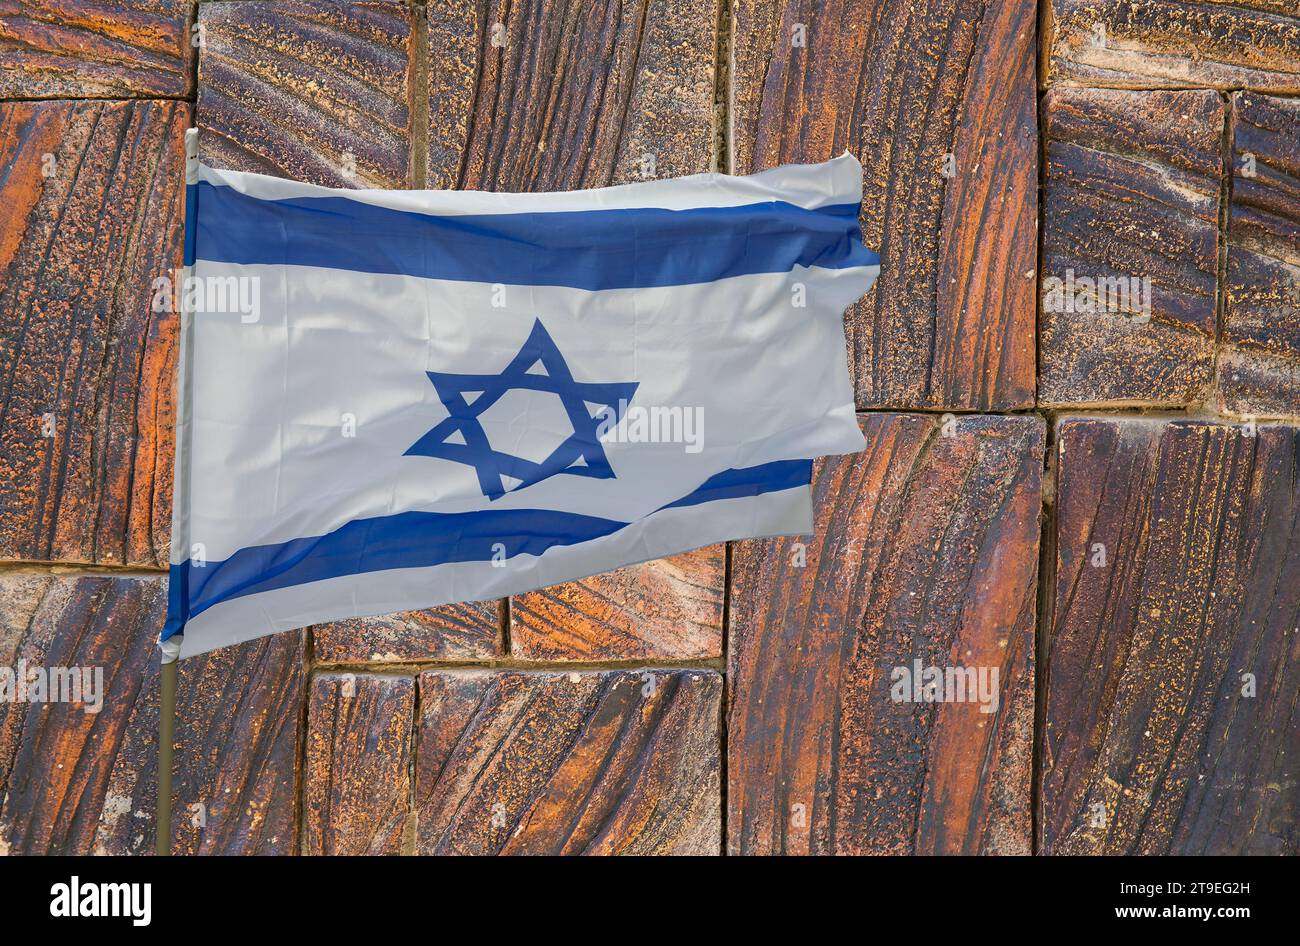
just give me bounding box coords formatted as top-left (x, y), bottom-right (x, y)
top-left (193, 181), bottom-right (878, 291)
top-left (659, 459), bottom-right (811, 509)
top-left (162, 460), bottom-right (811, 639)
top-left (182, 506), bottom-right (626, 625)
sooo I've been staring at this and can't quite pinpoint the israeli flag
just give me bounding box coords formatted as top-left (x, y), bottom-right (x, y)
top-left (163, 133), bottom-right (879, 659)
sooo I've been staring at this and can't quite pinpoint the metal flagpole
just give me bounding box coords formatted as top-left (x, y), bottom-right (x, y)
top-left (156, 659), bottom-right (176, 855)
top-left (157, 126), bottom-right (200, 857)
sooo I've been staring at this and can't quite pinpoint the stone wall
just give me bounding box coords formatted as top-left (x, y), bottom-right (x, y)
top-left (0, 0), bottom-right (1295, 855)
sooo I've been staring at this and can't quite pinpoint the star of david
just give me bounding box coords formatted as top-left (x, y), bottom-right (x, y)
top-left (406, 319), bottom-right (639, 500)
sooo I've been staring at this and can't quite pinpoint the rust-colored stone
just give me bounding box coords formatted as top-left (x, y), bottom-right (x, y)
top-left (197, 0), bottom-right (413, 187)
top-left (0, 0), bottom-right (194, 98)
top-left (1042, 417), bottom-right (1300, 855)
top-left (0, 575), bottom-right (161, 855)
top-left (1219, 93), bottom-right (1300, 418)
top-left (510, 546), bottom-right (724, 661)
top-left (728, 413), bottom-right (1042, 854)
top-left (0, 575), bottom-right (304, 856)
top-left (731, 0), bottom-right (1037, 411)
top-left (304, 672), bottom-right (414, 855)
top-left (313, 602), bottom-right (502, 664)
top-left (1044, 0), bottom-right (1300, 93)
top-left (0, 99), bottom-right (186, 566)
top-left (425, 0), bottom-right (716, 191)
top-left (168, 629), bottom-right (306, 856)
top-left (415, 669), bottom-right (721, 854)
top-left (1039, 88), bottom-right (1222, 406)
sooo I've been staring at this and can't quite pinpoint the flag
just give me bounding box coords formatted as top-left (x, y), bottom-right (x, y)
top-left (162, 139), bottom-right (879, 660)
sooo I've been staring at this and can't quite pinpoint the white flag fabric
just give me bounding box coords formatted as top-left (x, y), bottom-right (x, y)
top-left (162, 146), bottom-right (879, 659)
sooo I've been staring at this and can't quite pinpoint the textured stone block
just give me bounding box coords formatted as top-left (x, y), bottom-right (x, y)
top-left (0, 575), bottom-right (304, 856)
top-left (304, 672), bottom-right (414, 855)
top-left (1039, 88), bottom-right (1222, 406)
top-left (416, 669), bottom-right (721, 854)
top-left (197, 0), bottom-right (412, 186)
top-left (0, 575), bottom-right (161, 855)
top-left (0, 99), bottom-right (187, 566)
top-left (728, 413), bottom-right (1042, 855)
top-left (510, 547), bottom-right (724, 660)
top-left (313, 602), bottom-right (502, 664)
top-left (1220, 93), bottom-right (1300, 418)
top-left (731, 0), bottom-right (1037, 411)
top-left (168, 629), bottom-right (306, 856)
top-left (1042, 417), bottom-right (1300, 855)
top-left (424, 0), bottom-right (716, 190)
top-left (0, 0), bottom-right (194, 98)
top-left (1045, 0), bottom-right (1300, 93)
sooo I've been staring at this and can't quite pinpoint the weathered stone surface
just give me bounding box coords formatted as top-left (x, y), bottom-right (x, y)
top-left (1039, 88), bottom-right (1221, 406)
top-left (1042, 417), bottom-right (1300, 855)
top-left (0, 99), bottom-right (187, 566)
top-left (1045, 0), bottom-right (1300, 93)
top-left (510, 547), bottom-right (724, 660)
top-left (304, 672), bottom-right (414, 855)
top-left (0, 575), bottom-right (161, 855)
top-left (424, 0), bottom-right (716, 190)
top-left (731, 0), bottom-right (1037, 411)
top-left (0, 574), bottom-right (304, 856)
top-left (415, 669), bottom-right (721, 854)
top-left (0, 0), bottom-right (194, 98)
top-left (314, 601), bottom-right (501, 664)
top-left (197, 0), bottom-right (412, 187)
top-left (728, 413), bottom-right (1042, 855)
top-left (168, 629), bottom-right (305, 856)
top-left (1219, 93), bottom-right (1300, 418)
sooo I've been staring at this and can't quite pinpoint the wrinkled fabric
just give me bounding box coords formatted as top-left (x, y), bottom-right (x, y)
top-left (164, 152), bottom-right (879, 659)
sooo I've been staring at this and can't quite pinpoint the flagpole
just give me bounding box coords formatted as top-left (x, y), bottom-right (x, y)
top-left (157, 125), bottom-right (201, 857)
top-left (156, 658), bottom-right (176, 856)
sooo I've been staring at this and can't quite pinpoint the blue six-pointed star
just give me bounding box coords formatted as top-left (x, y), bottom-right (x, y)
top-left (406, 319), bottom-right (639, 501)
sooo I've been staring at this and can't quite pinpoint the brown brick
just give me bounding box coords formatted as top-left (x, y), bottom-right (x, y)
top-left (1045, 0), bottom-right (1300, 93)
top-left (510, 547), bottom-right (724, 661)
top-left (1039, 88), bottom-right (1221, 407)
top-left (313, 602), bottom-right (502, 664)
top-left (304, 672), bottom-right (414, 855)
top-left (1219, 93), bottom-right (1300, 417)
top-left (1042, 417), bottom-right (1300, 855)
top-left (415, 669), bottom-right (721, 854)
top-left (424, 0), bottom-right (716, 191)
top-left (197, 1), bottom-right (412, 187)
top-left (731, 0), bottom-right (1037, 411)
top-left (0, 0), bottom-right (194, 98)
top-left (0, 575), bottom-right (304, 855)
top-left (728, 413), bottom-right (1042, 855)
top-left (0, 100), bottom-right (187, 566)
